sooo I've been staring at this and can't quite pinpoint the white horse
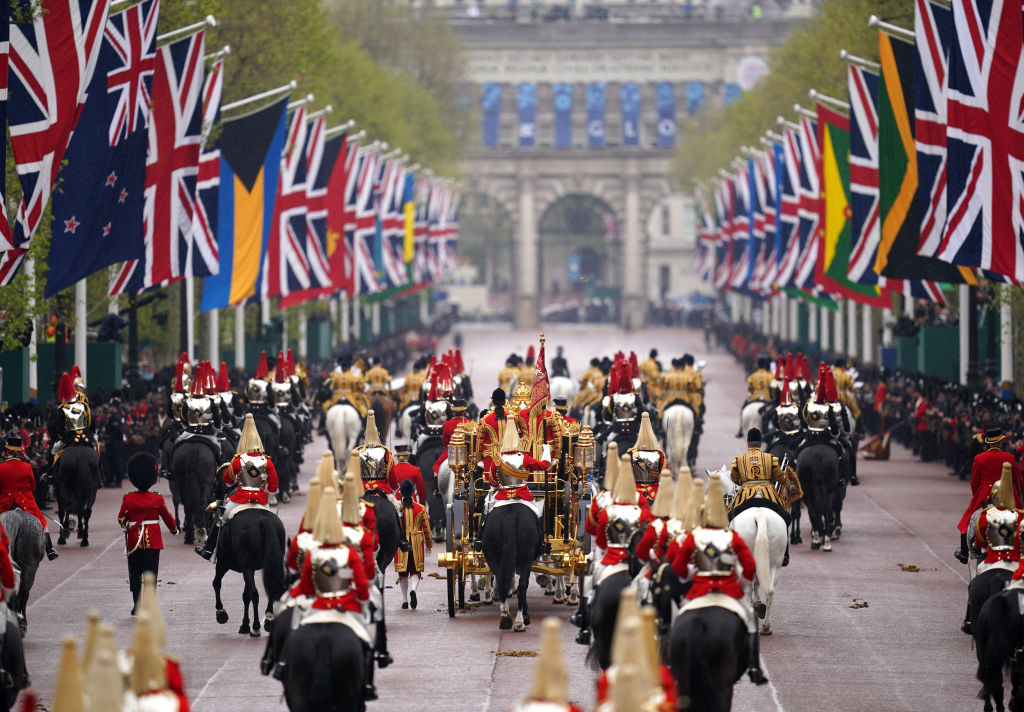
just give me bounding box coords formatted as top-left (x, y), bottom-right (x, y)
top-left (549, 376), bottom-right (576, 404)
top-left (740, 400), bottom-right (768, 438)
top-left (708, 466), bottom-right (788, 636)
top-left (662, 403), bottom-right (695, 472)
top-left (325, 402), bottom-right (363, 470)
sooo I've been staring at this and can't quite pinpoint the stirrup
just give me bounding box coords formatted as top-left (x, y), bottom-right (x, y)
top-left (271, 661), bottom-right (286, 681)
top-left (195, 546), bottom-right (213, 561)
top-left (748, 667), bottom-right (768, 685)
top-left (46, 548), bottom-right (59, 561)
top-left (205, 501), bottom-right (219, 513)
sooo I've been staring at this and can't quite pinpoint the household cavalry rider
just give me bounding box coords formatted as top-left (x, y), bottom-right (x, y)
top-left (498, 354), bottom-right (522, 396)
top-left (831, 357), bottom-right (861, 420)
top-left (195, 413), bottom-right (279, 560)
top-left (49, 367), bottom-right (96, 456)
top-left (324, 353), bottom-right (370, 418)
top-left (747, 356), bottom-right (774, 403)
top-left (639, 349), bottom-right (663, 404)
top-left (364, 358), bottom-right (391, 398)
top-left (352, 411), bottom-right (394, 496)
top-left (398, 356), bottom-right (429, 411)
top-left (169, 354), bottom-right (192, 423)
top-left (658, 354), bottom-right (703, 428)
top-left (666, 472), bottom-right (767, 685)
top-left (628, 413), bottom-right (666, 505)
top-left (764, 378), bottom-right (802, 451)
top-left (957, 426), bottom-right (1022, 564)
top-left (245, 351), bottom-right (281, 441)
top-left (177, 361), bottom-right (233, 465)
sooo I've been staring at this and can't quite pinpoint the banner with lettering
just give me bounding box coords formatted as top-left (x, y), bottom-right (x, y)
top-left (554, 83), bottom-right (573, 148)
top-left (656, 82), bottom-right (676, 148)
top-left (586, 82), bottom-right (606, 148)
top-left (685, 81), bottom-right (705, 115)
top-left (621, 82), bottom-right (640, 146)
top-left (518, 83), bottom-right (537, 147)
top-left (481, 83), bottom-right (502, 148)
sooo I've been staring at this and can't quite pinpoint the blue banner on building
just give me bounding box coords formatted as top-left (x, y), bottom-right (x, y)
top-left (554, 83), bottom-right (573, 148)
top-left (586, 83), bottom-right (605, 148)
top-left (481, 83), bottom-right (502, 148)
top-left (621, 82), bottom-right (640, 146)
top-left (655, 82), bottom-right (676, 148)
top-left (518, 83), bottom-right (537, 147)
top-left (685, 81), bottom-right (705, 115)
top-left (724, 82), bottom-right (742, 105)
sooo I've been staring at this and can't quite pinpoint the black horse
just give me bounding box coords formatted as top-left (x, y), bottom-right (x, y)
top-left (586, 524), bottom-right (648, 670)
top-left (52, 445), bottom-right (101, 547)
top-left (975, 587), bottom-right (1024, 712)
top-left (0, 616), bottom-right (28, 712)
top-left (212, 507), bottom-right (286, 636)
top-left (414, 435), bottom-right (446, 542)
top-left (669, 605), bottom-right (749, 712)
top-left (481, 503), bottom-right (539, 631)
top-left (796, 442), bottom-right (841, 551)
top-left (276, 414), bottom-right (299, 504)
top-left (0, 510), bottom-right (43, 634)
top-left (968, 567), bottom-right (1014, 637)
top-left (170, 439), bottom-right (219, 545)
top-left (766, 437), bottom-right (801, 544)
top-left (283, 624), bottom-right (365, 712)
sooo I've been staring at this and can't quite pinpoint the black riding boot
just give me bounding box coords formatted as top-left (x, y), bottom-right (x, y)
top-left (954, 532), bottom-right (969, 565)
top-left (195, 521), bottom-right (221, 560)
top-left (363, 646), bottom-right (378, 701)
top-left (747, 632), bottom-right (768, 685)
top-left (0, 628), bottom-right (10, 689)
top-left (573, 596), bottom-right (591, 645)
top-left (782, 541), bottom-right (790, 567)
top-left (962, 601), bottom-right (973, 635)
top-left (44, 533), bottom-right (58, 561)
top-left (536, 516), bottom-right (547, 558)
top-left (375, 619), bottom-right (393, 668)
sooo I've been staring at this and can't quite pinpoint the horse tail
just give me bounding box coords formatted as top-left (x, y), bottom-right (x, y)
top-left (175, 445), bottom-right (202, 532)
top-left (753, 511), bottom-right (774, 596)
top-left (687, 616), bottom-right (726, 712)
top-left (668, 408), bottom-right (684, 470)
top-left (261, 516), bottom-right (286, 602)
top-left (302, 635), bottom-right (336, 712)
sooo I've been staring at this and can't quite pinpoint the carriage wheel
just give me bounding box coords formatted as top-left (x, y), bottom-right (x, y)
top-left (457, 566), bottom-right (466, 610)
top-left (446, 566), bottom-right (456, 618)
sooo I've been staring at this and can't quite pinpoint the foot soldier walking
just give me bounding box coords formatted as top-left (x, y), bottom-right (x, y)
top-left (395, 479), bottom-right (431, 610)
top-left (117, 453), bottom-right (177, 613)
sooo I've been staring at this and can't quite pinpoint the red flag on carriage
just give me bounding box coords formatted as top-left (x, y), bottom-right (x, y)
top-left (529, 337), bottom-right (549, 410)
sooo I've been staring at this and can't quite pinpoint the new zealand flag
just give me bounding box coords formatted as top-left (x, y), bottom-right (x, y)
top-left (46, 0), bottom-right (158, 298)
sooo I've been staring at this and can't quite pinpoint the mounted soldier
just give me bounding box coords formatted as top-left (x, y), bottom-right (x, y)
top-left (195, 414), bottom-right (279, 560)
top-left (738, 356), bottom-right (773, 439)
top-left (957, 427), bottom-right (1022, 564)
top-left (0, 436), bottom-right (58, 560)
top-left (323, 353), bottom-right (370, 419)
top-left (49, 369), bottom-right (95, 456)
top-left (627, 413), bottom-right (665, 505)
top-left (352, 412), bottom-right (394, 496)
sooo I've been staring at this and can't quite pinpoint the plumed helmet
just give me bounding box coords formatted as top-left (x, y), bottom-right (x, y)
top-left (254, 351), bottom-right (269, 380)
top-left (994, 462), bottom-right (1016, 509)
top-left (526, 618), bottom-right (569, 705)
top-left (314, 485), bottom-right (346, 543)
top-left (672, 467), bottom-right (693, 522)
top-left (702, 473), bottom-right (729, 528)
top-left (650, 470), bottom-right (674, 518)
top-left (127, 452), bottom-right (160, 491)
top-left (58, 373), bottom-right (76, 403)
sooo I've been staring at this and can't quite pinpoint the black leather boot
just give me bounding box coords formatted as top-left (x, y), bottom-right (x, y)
top-left (363, 647), bottom-right (378, 701)
top-left (954, 532), bottom-right (969, 565)
top-left (747, 632), bottom-right (768, 685)
top-left (962, 601), bottom-right (973, 635)
top-left (375, 619), bottom-right (393, 668)
top-left (44, 533), bottom-right (58, 561)
top-left (782, 541), bottom-right (790, 567)
top-left (573, 597), bottom-right (591, 645)
top-left (195, 522), bottom-right (221, 560)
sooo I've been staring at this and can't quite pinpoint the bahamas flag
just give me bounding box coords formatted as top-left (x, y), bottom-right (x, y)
top-left (816, 103), bottom-right (892, 308)
top-left (200, 97), bottom-right (288, 311)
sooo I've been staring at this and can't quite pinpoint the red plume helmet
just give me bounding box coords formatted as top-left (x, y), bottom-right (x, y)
top-left (58, 373), bottom-right (76, 403)
top-left (218, 362), bottom-right (231, 392)
top-left (526, 345), bottom-right (535, 362)
top-left (437, 363), bottom-right (455, 395)
top-left (629, 352), bottom-right (640, 380)
top-left (255, 351), bottom-right (269, 380)
top-left (286, 349), bottom-right (295, 377)
top-left (174, 362), bottom-right (185, 393)
top-left (69, 364), bottom-right (82, 383)
top-left (190, 366), bottom-right (206, 397)
top-left (427, 370), bottom-right (439, 401)
top-left (774, 358), bottom-right (782, 379)
top-left (797, 354), bottom-right (809, 380)
top-left (784, 353), bottom-right (795, 380)
top-left (815, 370), bottom-right (828, 402)
top-left (780, 379), bottom-right (793, 406)
top-left (455, 348), bottom-right (465, 374)
top-left (825, 368), bottom-right (839, 402)
top-left (205, 361), bottom-right (219, 395)
top-left (274, 351), bottom-right (287, 384)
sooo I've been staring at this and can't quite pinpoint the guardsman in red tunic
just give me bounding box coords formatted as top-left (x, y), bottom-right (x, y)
top-left (117, 452), bottom-right (177, 614)
top-left (956, 427), bottom-right (1023, 563)
top-left (634, 470), bottom-right (675, 569)
top-left (0, 436), bottom-right (57, 560)
top-left (627, 413), bottom-right (666, 505)
top-left (477, 389), bottom-right (513, 486)
top-left (395, 478), bottom-right (432, 609)
top-left (196, 414), bottom-right (278, 560)
top-left (390, 445), bottom-right (427, 504)
top-left (668, 473), bottom-right (764, 685)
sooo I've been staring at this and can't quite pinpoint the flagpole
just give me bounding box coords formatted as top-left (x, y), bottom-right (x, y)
top-left (281, 310), bottom-right (288, 355)
top-left (288, 94), bottom-right (315, 111)
top-left (959, 285), bottom-right (971, 384)
top-left (776, 116), bottom-right (799, 130)
top-left (862, 304), bottom-right (874, 364)
top-left (1001, 294), bottom-right (1014, 385)
top-left (847, 301), bottom-right (858, 359)
top-left (221, 80), bottom-right (298, 113)
top-left (204, 45), bottom-right (230, 62)
top-left (235, 303), bottom-right (246, 370)
top-left (75, 279), bottom-right (87, 382)
top-left (26, 259), bottom-right (37, 400)
top-left (839, 50), bottom-right (880, 71)
top-left (325, 122), bottom-right (358, 139)
top-left (298, 308), bottom-right (308, 360)
top-left (808, 89), bottom-right (851, 111)
top-left (339, 294), bottom-right (349, 345)
top-left (307, 105), bottom-right (333, 120)
top-left (157, 15), bottom-right (216, 44)
top-left (185, 275), bottom-right (196, 361)
top-left (792, 104), bottom-right (817, 120)
top-left (867, 15), bottom-right (915, 42)
top-left (209, 309), bottom-right (219, 365)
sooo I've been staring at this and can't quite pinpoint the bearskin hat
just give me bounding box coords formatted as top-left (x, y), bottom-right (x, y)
top-left (127, 452), bottom-right (160, 491)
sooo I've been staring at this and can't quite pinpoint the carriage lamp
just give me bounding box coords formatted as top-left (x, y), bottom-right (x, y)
top-left (449, 430), bottom-right (468, 469)
top-left (575, 425), bottom-right (596, 474)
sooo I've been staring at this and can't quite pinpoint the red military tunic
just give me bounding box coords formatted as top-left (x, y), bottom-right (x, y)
top-left (0, 456), bottom-right (46, 528)
top-left (298, 543), bottom-right (370, 613)
top-left (0, 526), bottom-right (15, 593)
top-left (433, 416), bottom-right (473, 474)
top-left (591, 501), bottom-right (653, 552)
top-left (490, 450), bottom-right (550, 499)
top-left (117, 491), bottom-right (176, 552)
top-left (389, 461), bottom-right (427, 504)
top-left (635, 517), bottom-right (671, 566)
top-left (517, 407), bottom-right (561, 459)
top-left (974, 507), bottom-right (1022, 565)
top-left (224, 453), bottom-right (279, 505)
top-left (958, 448), bottom-right (1023, 534)
top-left (669, 527), bottom-right (756, 600)
top-left (477, 411), bottom-right (513, 485)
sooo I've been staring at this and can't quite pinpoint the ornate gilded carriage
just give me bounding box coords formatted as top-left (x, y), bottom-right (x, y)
top-left (436, 420), bottom-right (597, 617)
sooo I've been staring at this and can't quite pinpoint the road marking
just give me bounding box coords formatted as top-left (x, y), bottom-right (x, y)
top-left (862, 492), bottom-right (969, 585)
top-left (760, 659), bottom-right (787, 712)
top-left (480, 630), bottom-right (502, 712)
top-left (27, 535), bottom-right (122, 610)
top-left (192, 649), bottom-right (236, 705)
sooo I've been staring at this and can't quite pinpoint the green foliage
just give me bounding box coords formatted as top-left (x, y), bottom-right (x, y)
top-left (673, 0), bottom-right (915, 188)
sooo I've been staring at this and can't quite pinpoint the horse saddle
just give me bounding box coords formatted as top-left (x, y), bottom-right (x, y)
top-left (226, 502), bottom-right (270, 521)
top-left (680, 592), bottom-right (750, 628)
top-left (174, 431), bottom-right (222, 460)
top-left (795, 436), bottom-right (844, 460)
top-left (728, 497), bottom-right (792, 527)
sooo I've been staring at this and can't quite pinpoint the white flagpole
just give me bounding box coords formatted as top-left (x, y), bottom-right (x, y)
top-left (221, 80), bottom-right (298, 113)
top-left (157, 16), bottom-right (215, 43)
top-left (27, 259), bottom-right (37, 399)
top-left (235, 303), bottom-right (246, 370)
top-left (209, 309), bottom-right (220, 365)
top-left (75, 279), bottom-right (87, 380)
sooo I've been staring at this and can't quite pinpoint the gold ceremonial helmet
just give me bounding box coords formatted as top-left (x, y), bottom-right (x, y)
top-left (510, 377), bottom-right (532, 413)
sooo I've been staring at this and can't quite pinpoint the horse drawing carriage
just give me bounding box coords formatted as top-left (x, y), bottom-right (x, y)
top-left (437, 421), bottom-right (598, 618)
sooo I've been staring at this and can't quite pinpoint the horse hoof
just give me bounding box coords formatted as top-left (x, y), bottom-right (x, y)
top-left (792, 534), bottom-right (803, 545)
top-left (216, 609), bottom-right (228, 624)
top-left (280, 492), bottom-right (291, 504)
top-left (238, 624), bottom-right (251, 635)
top-left (499, 616), bottom-right (513, 630)
top-left (823, 538), bottom-right (832, 552)
top-left (567, 594), bottom-right (579, 606)
top-left (832, 526), bottom-right (842, 540)
top-left (754, 603), bottom-right (767, 619)
top-left (249, 628), bottom-right (261, 638)
top-left (80, 539), bottom-right (88, 547)
top-left (553, 593), bottom-right (566, 604)
top-left (513, 621), bottom-right (526, 632)
top-left (522, 612), bottom-right (530, 626)
top-left (810, 541), bottom-right (821, 550)
top-left (57, 537), bottom-right (66, 546)
top-left (469, 593), bottom-right (480, 602)
top-left (184, 534), bottom-right (195, 546)
top-left (761, 625), bottom-right (773, 636)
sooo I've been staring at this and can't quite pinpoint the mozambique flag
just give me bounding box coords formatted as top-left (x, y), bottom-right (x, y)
top-left (816, 104), bottom-right (893, 308)
top-left (200, 97), bottom-right (288, 311)
top-left (876, 32), bottom-right (972, 285)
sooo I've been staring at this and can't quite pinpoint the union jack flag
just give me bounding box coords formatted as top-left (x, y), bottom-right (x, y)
top-left (302, 117), bottom-right (332, 289)
top-left (847, 63), bottom-right (884, 286)
top-left (793, 115), bottom-right (821, 289)
top-left (1, 0), bottom-right (110, 284)
top-left (750, 151), bottom-right (777, 294)
top-left (0, 3), bottom-right (9, 256)
top-left (728, 163), bottom-right (751, 290)
top-left (379, 160), bottom-right (409, 288)
top-left (413, 177), bottom-right (431, 285)
top-left (914, 0), bottom-right (952, 259)
top-left (352, 149), bottom-right (382, 295)
top-left (938, 0), bottom-right (1024, 281)
top-left (261, 105), bottom-right (312, 299)
top-left (712, 178), bottom-right (733, 290)
top-left (694, 185), bottom-right (716, 282)
top-left (189, 57), bottom-right (223, 278)
top-left (775, 128), bottom-right (802, 287)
